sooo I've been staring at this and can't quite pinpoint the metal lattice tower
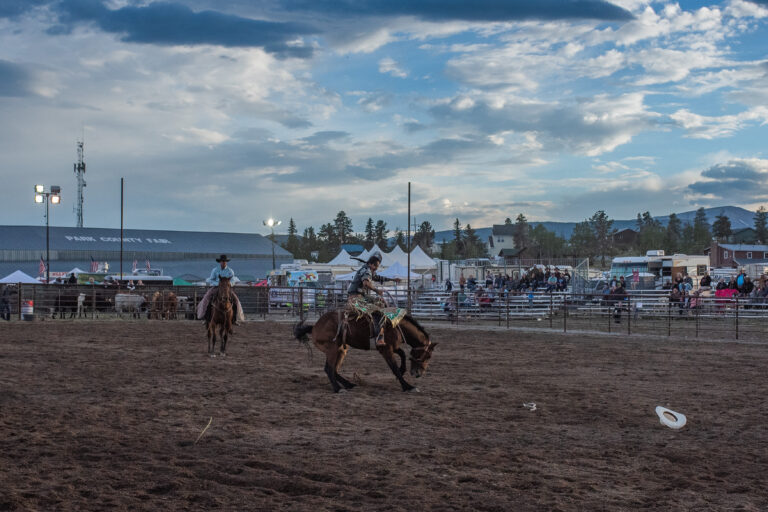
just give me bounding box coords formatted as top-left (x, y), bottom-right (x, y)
top-left (73, 140), bottom-right (86, 227)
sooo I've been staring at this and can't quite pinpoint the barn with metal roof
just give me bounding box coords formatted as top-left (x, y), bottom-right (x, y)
top-left (0, 225), bottom-right (292, 281)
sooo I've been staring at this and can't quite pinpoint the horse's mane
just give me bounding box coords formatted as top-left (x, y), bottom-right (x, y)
top-left (403, 314), bottom-right (429, 340)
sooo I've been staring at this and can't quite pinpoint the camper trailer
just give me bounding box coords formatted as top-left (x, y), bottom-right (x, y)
top-left (610, 250), bottom-right (709, 289)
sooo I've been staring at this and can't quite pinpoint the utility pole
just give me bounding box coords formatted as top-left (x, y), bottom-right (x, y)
top-left (73, 139), bottom-right (86, 227)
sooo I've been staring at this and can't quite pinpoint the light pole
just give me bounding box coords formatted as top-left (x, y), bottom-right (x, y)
top-left (34, 184), bottom-right (61, 284)
top-left (263, 217), bottom-right (281, 270)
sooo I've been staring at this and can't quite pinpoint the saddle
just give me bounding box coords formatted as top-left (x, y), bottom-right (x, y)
top-left (334, 299), bottom-right (408, 349)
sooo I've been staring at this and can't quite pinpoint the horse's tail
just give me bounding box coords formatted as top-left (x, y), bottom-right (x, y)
top-left (293, 321), bottom-right (314, 345)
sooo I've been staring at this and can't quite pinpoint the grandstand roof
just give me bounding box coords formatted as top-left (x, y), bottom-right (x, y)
top-left (0, 225), bottom-right (291, 257)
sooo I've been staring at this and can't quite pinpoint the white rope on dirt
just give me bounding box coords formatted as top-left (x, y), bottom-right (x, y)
top-left (195, 417), bottom-right (213, 444)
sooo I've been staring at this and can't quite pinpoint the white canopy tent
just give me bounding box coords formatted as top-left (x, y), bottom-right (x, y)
top-left (378, 262), bottom-right (421, 280)
top-left (66, 267), bottom-right (86, 275)
top-left (408, 246), bottom-right (436, 268)
top-left (0, 270), bottom-right (42, 284)
top-left (334, 271), bottom-right (357, 281)
top-left (327, 249), bottom-right (357, 266)
top-left (382, 245), bottom-right (407, 267)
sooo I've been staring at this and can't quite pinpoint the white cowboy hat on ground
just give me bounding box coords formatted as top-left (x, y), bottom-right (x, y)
top-left (656, 406), bottom-right (687, 429)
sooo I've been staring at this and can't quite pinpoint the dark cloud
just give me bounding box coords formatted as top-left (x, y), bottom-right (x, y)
top-left (283, 0), bottom-right (633, 22)
top-left (430, 98), bottom-right (657, 155)
top-left (404, 121), bottom-right (427, 133)
top-left (51, 0), bottom-right (318, 58)
top-left (0, 0), bottom-right (48, 19)
top-left (688, 161), bottom-right (768, 202)
top-left (0, 60), bottom-right (34, 97)
top-left (300, 131), bottom-right (350, 145)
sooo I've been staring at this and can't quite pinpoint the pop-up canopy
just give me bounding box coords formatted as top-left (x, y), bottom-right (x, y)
top-left (0, 270), bottom-right (42, 284)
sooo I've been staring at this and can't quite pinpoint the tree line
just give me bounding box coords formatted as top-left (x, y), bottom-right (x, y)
top-left (280, 206), bottom-right (768, 267)
top-left (281, 211), bottom-right (436, 263)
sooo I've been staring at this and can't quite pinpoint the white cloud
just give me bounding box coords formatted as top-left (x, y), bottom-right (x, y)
top-left (670, 107), bottom-right (768, 138)
top-left (378, 57), bottom-right (408, 78)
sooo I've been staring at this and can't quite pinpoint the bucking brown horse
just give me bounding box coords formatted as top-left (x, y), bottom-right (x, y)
top-left (207, 277), bottom-right (234, 357)
top-left (293, 311), bottom-right (436, 393)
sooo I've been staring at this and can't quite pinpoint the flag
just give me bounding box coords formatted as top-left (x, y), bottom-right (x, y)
top-left (39, 256), bottom-right (46, 276)
top-left (132, 259), bottom-right (137, 273)
top-left (146, 258), bottom-right (151, 271)
top-left (90, 257), bottom-right (98, 272)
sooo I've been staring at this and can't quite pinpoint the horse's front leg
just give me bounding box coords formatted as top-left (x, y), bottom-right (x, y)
top-left (378, 346), bottom-right (414, 392)
top-left (394, 347), bottom-right (407, 375)
top-left (207, 327), bottom-right (216, 357)
top-left (219, 325), bottom-right (228, 357)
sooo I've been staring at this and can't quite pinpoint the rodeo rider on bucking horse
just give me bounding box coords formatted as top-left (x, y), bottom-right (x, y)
top-left (347, 252), bottom-right (391, 347)
top-left (196, 254), bottom-right (245, 326)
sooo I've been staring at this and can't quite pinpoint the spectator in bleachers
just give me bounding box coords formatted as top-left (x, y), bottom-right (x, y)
top-left (700, 272), bottom-right (712, 290)
top-left (445, 278), bottom-right (453, 292)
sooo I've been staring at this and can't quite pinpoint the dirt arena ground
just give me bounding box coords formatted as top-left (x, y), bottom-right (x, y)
top-left (1, 320), bottom-right (766, 511)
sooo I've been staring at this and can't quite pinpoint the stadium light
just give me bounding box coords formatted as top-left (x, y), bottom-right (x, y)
top-left (33, 184), bottom-right (61, 284)
top-left (263, 217), bottom-right (282, 271)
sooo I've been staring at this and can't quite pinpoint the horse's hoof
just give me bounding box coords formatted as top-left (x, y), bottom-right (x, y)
top-left (209, 354), bottom-right (216, 358)
top-left (406, 387), bottom-right (420, 393)
top-left (336, 388), bottom-right (347, 394)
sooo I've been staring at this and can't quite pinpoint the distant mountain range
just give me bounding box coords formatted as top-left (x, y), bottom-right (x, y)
top-left (433, 206), bottom-right (758, 244)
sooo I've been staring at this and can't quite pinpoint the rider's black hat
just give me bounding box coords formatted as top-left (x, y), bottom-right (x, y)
top-left (367, 252), bottom-right (382, 265)
top-left (216, 254), bottom-right (230, 262)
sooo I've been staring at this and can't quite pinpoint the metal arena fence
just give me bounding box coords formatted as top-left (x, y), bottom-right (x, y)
top-left (2, 284), bottom-right (767, 343)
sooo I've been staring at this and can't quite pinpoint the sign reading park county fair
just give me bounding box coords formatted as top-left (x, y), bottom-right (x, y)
top-left (63, 235), bottom-right (172, 244)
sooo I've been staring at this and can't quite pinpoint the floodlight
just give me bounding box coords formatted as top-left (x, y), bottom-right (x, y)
top-left (51, 195), bottom-right (61, 204)
top-left (35, 194), bottom-right (44, 203)
top-left (35, 184), bottom-right (44, 193)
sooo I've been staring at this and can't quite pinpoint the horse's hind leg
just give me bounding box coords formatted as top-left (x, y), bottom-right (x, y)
top-left (321, 346), bottom-right (343, 393)
top-left (333, 344), bottom-right (355, 390)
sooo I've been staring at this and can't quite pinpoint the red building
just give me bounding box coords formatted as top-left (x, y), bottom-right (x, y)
top-left (705, 242), bottom-right (768, 268)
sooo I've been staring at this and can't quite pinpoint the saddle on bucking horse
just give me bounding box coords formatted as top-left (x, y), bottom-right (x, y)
top-left (335, 297), bottom-right (408, 349)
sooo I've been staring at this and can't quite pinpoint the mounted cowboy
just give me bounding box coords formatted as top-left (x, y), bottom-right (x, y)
top-left (196, 254), bottom-right (245, 326)
top-left (347, 252), bottom-right (389, 347)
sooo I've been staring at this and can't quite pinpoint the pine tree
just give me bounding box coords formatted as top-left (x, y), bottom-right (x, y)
top-left (636, 211), bottom-right (665, 252)
top-left (373, 220), bottom-right (388, 247)
top-left (569, 221), bottom-right (595, 258)
top-left (300, 227), bottom-right (317, 261)
top-left (464, 224), bottom-right (486, 258)
top-left (589, 210), bottom-right (615, 268)
top-left (693, 207), bottom-right (711, 251)
top-left (664, 213), bottom-right (682, 254)
top-left (504, 217), bottom-right (512, 225)
top-left (393, 228), bottom-right (406, 251)
top-left (283, 218), bottom-right (300, 257)
top-left (412, 221), bottom-right (435, 253)
top-left (452, 218), bottom-right (465, 258)
top-left (712, 211), bottom-right (732, 242)
top-left (364, 218), bottom-right (375, 248)
top-left (754, 206), bottom-right (768, 244)
top-left (513, 213), bottom-right (530, 249)
top-left (680, 222), bottom-right (695, 254)
top-left (333, 211), bottom-right (354, 246)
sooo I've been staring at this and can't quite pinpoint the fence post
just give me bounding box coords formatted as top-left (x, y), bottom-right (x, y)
top-left (607, 297), bottom-right (611, 334)
top-left (735, 297), bottom-right (739, 340)
top-left (18, 283), bottom-right (23, 320)
top-left (549, 294), bottom-right (553, 329)
top-left (506, 291), bottom-right (509, 329)
top-left (194, 288), bottom-right (198, 321)
top-left (695, 298), bottom-right (699, 338)
top-left (299, 287), bottom-right (304, 323)
top-left (563, 296), bottom-right (567, 333)
top-left (627, 296), bottom-right (631, 336)
top-left (667, 300), bottom-right (671, 337)
top-left (92, 285), bottom-right (96, 319)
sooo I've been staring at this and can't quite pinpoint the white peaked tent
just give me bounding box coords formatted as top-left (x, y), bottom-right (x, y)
top-left (328, 249), bottom-right (357, 266)
top-left (360, 244), bottom-right (385, 263)
top-left (67, 267), bottom-right (86, 275)
top-left (408, 246), bottom-right (436, 268)
top-left (382, 245), bottom-right (407, 267)
top-left (0, 270), bottom-right (42, 284)
top-left (334, 271), bottom-right (357, 281)
top-left (378, 262), bottom-right (421, 280)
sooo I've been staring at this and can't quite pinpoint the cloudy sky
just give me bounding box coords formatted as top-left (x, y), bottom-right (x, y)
top-left (2, 0), bottom-right (767, 236)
